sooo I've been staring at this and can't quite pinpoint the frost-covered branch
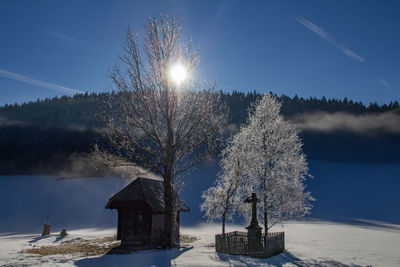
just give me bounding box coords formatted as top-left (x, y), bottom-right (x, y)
top-left (96, 16), bottom-right (228, 247)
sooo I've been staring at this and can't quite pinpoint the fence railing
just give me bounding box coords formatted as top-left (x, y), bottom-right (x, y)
top-left (215, 231), bottom-right (284, 258)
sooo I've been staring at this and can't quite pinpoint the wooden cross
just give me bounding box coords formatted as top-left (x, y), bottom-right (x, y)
top-left (244, 193), bottom-right (260, 228)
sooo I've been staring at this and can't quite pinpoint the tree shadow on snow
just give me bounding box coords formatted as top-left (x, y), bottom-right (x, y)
top-left (28, 234), bottom-right (54, 243)
top-left (53, 235), bottom-right (66, 243)
top-left (215, 251), bottom-right (362, 267)
top-left (331, 218), bottom-right (400, 231)
top-left (74, 246), bottom-right (193, 267)
top-left (26, 233), bottom-right (66, 244)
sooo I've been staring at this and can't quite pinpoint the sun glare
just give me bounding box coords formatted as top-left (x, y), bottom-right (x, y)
top-left (169, 63), bottom-right (187, 85)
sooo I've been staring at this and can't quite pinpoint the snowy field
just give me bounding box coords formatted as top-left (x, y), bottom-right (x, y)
top-left (1, 161), bottom-right (399, 266)
top-left (0, 222), bottom-right (399, 266)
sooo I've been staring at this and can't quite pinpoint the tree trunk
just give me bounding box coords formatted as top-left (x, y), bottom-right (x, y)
top-left (263, 195), bottom-right (268, 248)
top-left (163, 173), bottom-right (174, 248)
top-left (171, 210), bottom-right (177, 246)
top-left (222, 211), bottom-right (226, 234)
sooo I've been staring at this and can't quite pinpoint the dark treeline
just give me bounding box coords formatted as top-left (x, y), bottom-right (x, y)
top-left (1, 91), bottom-right (399, 128)
top-left (224, 91), bottom-right (399, 124)
top-left (0, 93), bottom-right (106, 129)
top-left (0, 91), bottom-right (399, 175)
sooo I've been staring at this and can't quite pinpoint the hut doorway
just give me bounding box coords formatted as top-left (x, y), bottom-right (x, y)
top-left (120, 207), bottom-right (152, 245)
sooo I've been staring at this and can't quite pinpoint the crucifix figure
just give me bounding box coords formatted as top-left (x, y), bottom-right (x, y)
top-left (245, 193), bottom-right (261, 228)
top-left (244, 192), bottom-right (262, 251)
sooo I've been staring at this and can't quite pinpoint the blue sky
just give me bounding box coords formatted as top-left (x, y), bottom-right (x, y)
top-left (0, 0), bottom-right (399, 106)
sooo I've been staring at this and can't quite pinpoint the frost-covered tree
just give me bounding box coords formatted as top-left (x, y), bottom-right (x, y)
top-left (201, 94), bottom-right (313, 239)
top-left (200, 130), bottom-right (250, 234)
top-left (243, 94), bottom-right (313, 239)
top-left (97, 16), bottom-right (227, 248)
top-left (202, 94), bottom-right (312, 237)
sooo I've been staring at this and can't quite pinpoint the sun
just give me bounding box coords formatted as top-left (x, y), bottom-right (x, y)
top-left (169, 63), bottom-right (187, 85)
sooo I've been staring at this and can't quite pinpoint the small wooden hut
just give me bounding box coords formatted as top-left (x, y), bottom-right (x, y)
top-left (105, 177), bottom-right (190, 247)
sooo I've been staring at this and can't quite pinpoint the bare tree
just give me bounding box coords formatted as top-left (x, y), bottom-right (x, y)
top-left (200, 130), bottom-right (251, 234)
top-left (97, 16), bottom-right (227, 248)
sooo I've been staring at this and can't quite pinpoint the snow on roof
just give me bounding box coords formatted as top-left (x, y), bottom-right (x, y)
top-left (105, 177), bottom-right (190, 213)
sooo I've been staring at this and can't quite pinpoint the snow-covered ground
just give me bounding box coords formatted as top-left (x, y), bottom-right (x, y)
top-left (1, 161), bottom-right (399, 266)
top-left (1, 222), bottom-right (399, 266)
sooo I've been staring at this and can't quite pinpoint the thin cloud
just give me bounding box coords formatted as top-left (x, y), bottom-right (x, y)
top-left (294, 16), bottom-right (365, 63)
top-left (378, 77), bottom-right (391, 88)
top-left (0, 68), bottom-right (84, 94)
top-left (290, 111), bottom-right (400, 135)
top-left (45, 30), bottom-right (92, 47)
top-left (0, 115), bottom-right (29, 127)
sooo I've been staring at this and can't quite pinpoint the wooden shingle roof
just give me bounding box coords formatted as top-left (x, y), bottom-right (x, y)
top-left (105, 177), bottom-right (190, 213)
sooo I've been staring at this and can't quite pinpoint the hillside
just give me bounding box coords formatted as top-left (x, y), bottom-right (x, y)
top-left (0, 91), bottom-right (399, 175)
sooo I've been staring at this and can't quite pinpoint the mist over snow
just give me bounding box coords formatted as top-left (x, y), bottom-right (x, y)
top-left (1, 160), bottom-right (399, 234)
top-left (182, 160), bottom-right (400, 226)
top-left (290, 111), bottom-right (400, 135)
top-left (0, 176), bottom-right (129, 233)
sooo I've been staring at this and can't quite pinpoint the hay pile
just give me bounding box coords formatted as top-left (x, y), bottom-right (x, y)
top-left (23, 234), bottom-right (198, 257)
top-left (180, 234), bottom-right (198, 243)
top-left (23, 236), bottom-right (120, 256)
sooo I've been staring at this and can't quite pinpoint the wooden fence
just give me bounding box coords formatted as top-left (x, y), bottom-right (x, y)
top-left (215, 231), bottom-right (284, 258)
